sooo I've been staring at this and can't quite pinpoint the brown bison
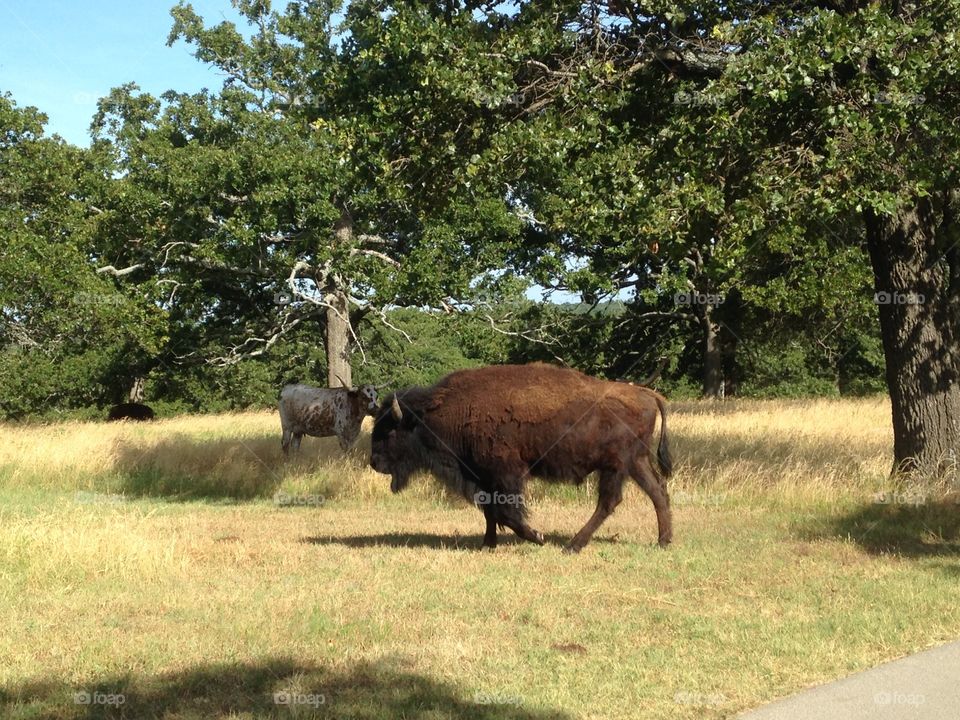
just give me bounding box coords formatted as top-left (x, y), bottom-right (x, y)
top-left (107, 403), bottom-right (155, 421)
top-left (370, 363), bottom-right (672, 553)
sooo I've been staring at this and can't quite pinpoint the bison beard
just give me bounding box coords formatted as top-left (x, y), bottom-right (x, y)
top-left (370, 363), bottom-right (672, 553)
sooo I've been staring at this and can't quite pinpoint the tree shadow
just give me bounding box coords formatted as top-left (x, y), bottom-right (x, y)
top-left (300, 531), bottom-right (621, 551)
top-left (798, 499), bottom-right (960, 557)
top-left (108, 433), bottom-right (369, 502)
top-left (0, 657), bottom-right (573, 720)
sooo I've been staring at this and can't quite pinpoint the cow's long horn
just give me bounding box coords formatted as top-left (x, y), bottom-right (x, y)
top-left (334, 373), bottom-right (351, 389)
top-left (391, 395), bottom-right (403, 421)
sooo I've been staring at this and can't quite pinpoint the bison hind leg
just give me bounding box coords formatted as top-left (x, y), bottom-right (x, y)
top-left (631, 457), bottom-right (672, 548)
top-left (566, 470), bottom-right (625, 553)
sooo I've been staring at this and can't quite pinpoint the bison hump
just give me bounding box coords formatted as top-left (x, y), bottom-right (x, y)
top-left (431, 363), bottom-right (596, 424)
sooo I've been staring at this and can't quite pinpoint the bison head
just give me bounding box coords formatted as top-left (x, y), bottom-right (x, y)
top-left (371, 389), bottom-right (443, 493)
top-left (371, 388), bottom-right (480, 501)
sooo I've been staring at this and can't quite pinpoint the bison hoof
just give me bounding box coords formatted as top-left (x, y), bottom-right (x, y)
top-left (532, 531), bottom-right (545, 545)
top-left (562, 544), bottom-right (582, 555)
top-left (658, 537), bottom-right (672, 549)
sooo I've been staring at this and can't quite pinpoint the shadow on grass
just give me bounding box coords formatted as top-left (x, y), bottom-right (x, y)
top-left (0, 657), bottom-right (572, 720)
top-left (800, 499), bottom-right (960, 557)
top-left (108, 433), bottom-right (369, 502)
top-left (301, 531), bottom-right (621, 551)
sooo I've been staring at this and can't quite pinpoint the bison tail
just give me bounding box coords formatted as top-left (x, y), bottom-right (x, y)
top-left (655, 394), bottom-right (672, 479)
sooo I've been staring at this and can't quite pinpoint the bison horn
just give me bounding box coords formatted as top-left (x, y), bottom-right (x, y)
top-left (391, 395), bottom-right (403, 421)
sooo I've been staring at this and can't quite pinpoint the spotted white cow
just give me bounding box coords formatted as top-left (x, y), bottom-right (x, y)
top-left (279, 383), bottom-right (379, 455)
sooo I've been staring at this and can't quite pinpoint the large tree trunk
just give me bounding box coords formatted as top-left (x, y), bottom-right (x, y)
top-left (864, 197), bottom-right (960, 478)
top-left (327, 210), bottom-right (354, 389)
top-left (128, 376), bottom-right (145, 403)
top-left (698, 303), bottom-right (724, 399)
top-left (325, 289), bottom-right (351, 388)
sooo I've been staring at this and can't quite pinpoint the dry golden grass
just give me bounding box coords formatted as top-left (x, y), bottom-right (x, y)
top-left (2, 397), bottom-right (959, 720)
top-left (0, 411), bottom-right (388, 501)
top-left (0, 396), bottom-right (895, 500)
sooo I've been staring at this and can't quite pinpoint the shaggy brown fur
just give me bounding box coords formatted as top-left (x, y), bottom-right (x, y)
top-left (371, 363), bottom-right (672, 552)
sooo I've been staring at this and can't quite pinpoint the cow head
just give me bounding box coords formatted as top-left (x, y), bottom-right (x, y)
top-left (370, 390), bottom-right (428, 493)
top-left (356, 384), bottom-right (379, 414)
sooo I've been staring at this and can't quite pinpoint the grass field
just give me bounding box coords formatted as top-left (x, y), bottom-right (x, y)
top-left (2, 398), bottom-right (959, 719)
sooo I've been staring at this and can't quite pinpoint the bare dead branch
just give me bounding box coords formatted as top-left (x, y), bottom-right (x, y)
top-left (156, 279), bottom-right (182, 305)
top-left (96, 264), bottom-right (143, 277)
top-left (524, 59), bottom-right (579, 78)
top-left (349, 248), bottom-right (400, 267)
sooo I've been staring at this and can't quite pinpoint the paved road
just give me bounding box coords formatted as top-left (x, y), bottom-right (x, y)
top-left (737, 640), bottom-right (960, 719)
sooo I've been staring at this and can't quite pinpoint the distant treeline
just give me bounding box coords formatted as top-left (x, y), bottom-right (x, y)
top-left (0, 301), bottom-right (885, 422)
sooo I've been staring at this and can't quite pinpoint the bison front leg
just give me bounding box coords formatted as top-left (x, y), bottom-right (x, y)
top-left (495, 494), bottom-right (545, 546)
top-left (480, 503), bottom-right (498, 549)
top-left (565, 471), bottom-right (624, 554)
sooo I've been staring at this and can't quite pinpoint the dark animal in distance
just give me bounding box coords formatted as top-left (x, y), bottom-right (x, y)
top-left (279, 382), bottom-right (379, 454)
top-left (106, 403), bottom-right (155, 421)
top-left (370, 363), bottom-right (672, 553)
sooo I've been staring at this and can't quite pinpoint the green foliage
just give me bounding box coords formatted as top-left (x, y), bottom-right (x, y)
top-left (14, 0), bottom-right (943, 418)
top-left (358, 308), bottom-right (483, 391)
top-left (0, 94), bottom-right (166, 417)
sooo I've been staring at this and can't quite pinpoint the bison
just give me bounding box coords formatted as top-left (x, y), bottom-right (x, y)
top-left (370, 363), bottom-right (672, 553)
top-left (279, 382), bottom-right (379, 455)
top-left (107, 403), bottom-right (155, 421)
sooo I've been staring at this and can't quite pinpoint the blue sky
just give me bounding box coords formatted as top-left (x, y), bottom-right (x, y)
top-left (0, 0), bottom-right (244, 145)
top-left (0, 1), bottom-right (586, 303)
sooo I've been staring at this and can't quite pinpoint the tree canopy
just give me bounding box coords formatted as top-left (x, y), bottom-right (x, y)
top-left (3, 0), bottom-right (957, 478)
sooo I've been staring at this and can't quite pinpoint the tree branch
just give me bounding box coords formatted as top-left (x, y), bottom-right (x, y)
top-left (96, 264), bottom-right (143, 277)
